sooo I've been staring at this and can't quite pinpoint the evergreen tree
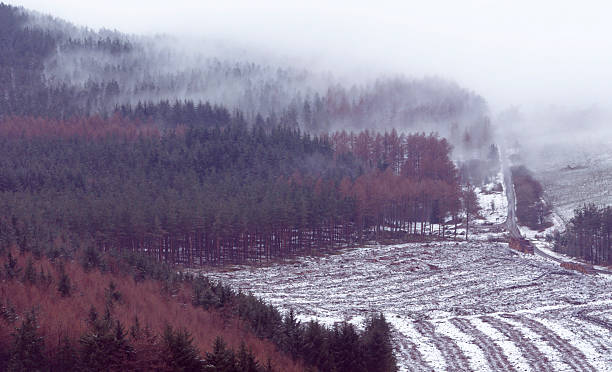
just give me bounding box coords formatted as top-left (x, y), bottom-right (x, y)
top-left (162, 325), bottom-right (203, 372)
top-left (280, 309), bottom-right (303, 360)
top-left (361, 314), bottom-right (397, 372)
top-left (79, 308), bottom-right (133, 371)
top-left (8, 310), bottom-right (46, 372)
top-left (236, 342), bottom-right (260, 372)
top-left (105, 281), bottom-right (122, 308)
top-left (81, 245), bottom-right (101, 271)
top-left (204, 337), bottom-right (237, 372)
top-left (22, 258), bottom-right (36, 285)
top-left (331, 322), bottom-right (365, 372)
top-left (53, 336), bottom-right (78, 371)
top-left (302, 320), bottom-right (331, 370)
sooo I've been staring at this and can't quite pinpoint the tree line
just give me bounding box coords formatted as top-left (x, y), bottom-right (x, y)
top-left (192, 276), bottom-right (397, 372)
top-left (553, 204), bottom-right (612, 265)
top-left (0, 116), bottom-right (466, 265)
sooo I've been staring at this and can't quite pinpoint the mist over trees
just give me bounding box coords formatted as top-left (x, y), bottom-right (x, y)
top-left (0, 3), bottom-right (495, 159)
top-left (0, 3), bottom-right (494, 268)
top-left (0, 4), bottom-right (508, 370)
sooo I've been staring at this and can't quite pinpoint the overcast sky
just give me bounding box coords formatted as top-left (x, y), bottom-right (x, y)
top-left (10, 0), bottom-right (612, 112)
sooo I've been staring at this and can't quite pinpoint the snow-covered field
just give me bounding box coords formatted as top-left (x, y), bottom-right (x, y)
top-left (528, 140), bottom-right (612, 222)
top-left (202, 177), bottom-right (612, 371)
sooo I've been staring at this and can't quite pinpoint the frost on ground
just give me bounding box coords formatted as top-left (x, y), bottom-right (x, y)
top-left (202, 180), bottom-right (612, 371)
top-left (475, 172), bottom-right (508, 226)
top-left (528, 139), bottom-right (612, 222)
top-left (205, 238), bottom-right (612, 371)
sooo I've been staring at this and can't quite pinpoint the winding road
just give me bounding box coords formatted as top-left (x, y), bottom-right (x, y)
top-left (501, 147), bottom-right (612, 275)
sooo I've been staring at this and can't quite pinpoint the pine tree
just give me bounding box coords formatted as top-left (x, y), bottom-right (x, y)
top-left (302, 320), bottom-right (331, 370)
top-left (8, 310), bottom-right (46, 372)
top-left (79, 308), bottom-right (133, 371)
top-left (204, 337), bottom-right (237, 372)
top-left (361, 314), bottom-right (397, 372)
top-left (281, 309), bottom-right (303, 360)
top-left (130, 316), bottom-right (142, 341)
top-left (81, 245), bottom-right (101, 271)
top-left (22, 258), bottom-right (36, 284)
top-left (105, 281), bottom-right (122, 308)
top-left (331, 322), bottom-right (365, 372)
top-left (236, 342), bottom-right (260, 372)
top-left (162, 325), bottom-right (203, 372)
top-left (54, 336), bottom-right (78, 371)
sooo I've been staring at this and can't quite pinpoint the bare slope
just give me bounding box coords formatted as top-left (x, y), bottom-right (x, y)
top-left (527, 140), bottom-right (612, 222)
top-left (205, 185), bottom-right (612, 371)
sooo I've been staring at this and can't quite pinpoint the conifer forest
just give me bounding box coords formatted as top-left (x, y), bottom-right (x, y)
top-left (1, 2), bottom-right (611, 371)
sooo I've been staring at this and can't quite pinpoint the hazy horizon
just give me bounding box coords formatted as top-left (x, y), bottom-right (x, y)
top-left (10, 0), bottom-right (612, 116)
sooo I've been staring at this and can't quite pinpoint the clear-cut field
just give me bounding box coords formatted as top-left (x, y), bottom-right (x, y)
top-left (206, 238), bottom-right (611, 371)
top-left (203, 179), bottom-right (612, 371)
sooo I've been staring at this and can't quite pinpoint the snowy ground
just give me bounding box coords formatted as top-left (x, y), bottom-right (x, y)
top-left (468, 172), bottom-right (509, 242)
top-left (527, 139), bottom-right (612, 222)
top-left (518, 139), bottom-right (612, 270)
top-left (519, 217), bottom-right (612, 273)
top-left (475, 172), bottom-right (508, 226)
top-left (202, 178), bottom-right (612, 372)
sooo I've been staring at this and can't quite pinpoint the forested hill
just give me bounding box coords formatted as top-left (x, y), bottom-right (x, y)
top-left (0, 116), bottom-right (462, 266)
top-left (0, 3), bottom-right (492, 155)
top-left (0, 3), bottom-right (497, 371)
top-left (0, 1), bottom-right (489, 270)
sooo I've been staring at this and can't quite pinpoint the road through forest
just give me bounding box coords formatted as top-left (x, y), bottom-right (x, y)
top-left (501, 146), bottom-right (612, 275)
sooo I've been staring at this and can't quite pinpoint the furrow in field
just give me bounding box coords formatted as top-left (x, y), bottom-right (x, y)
top-left (413, 320), bottom-right (472, 372)
top-left (501, 314), bottom-right (596, 372)
top-left (450, 317), bottom-right (517, 372)
top-left (481, 315), bottom-right (555, 372)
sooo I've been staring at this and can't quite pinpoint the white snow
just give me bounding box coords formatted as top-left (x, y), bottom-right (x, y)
top-left (498, 315), bottom-right (569, 372)
top-left (195, 172), bottom-right (612, 371)
top-left (434, 320), bottom-right (489, 371)
top-left (386, 315), bottom-right (441, 372)
top-left (536, 316), bottom-right (611, 372)
top-left (475, 172), bottom-right (508, 225)
top-left (471, 317), bottom-right (532, 372)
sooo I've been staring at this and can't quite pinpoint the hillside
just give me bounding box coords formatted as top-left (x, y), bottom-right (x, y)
top-left (0, 249), bottom-right (303, 371)
top-left (0, 3), bottom-right (493, 156)
top-left (8, 2), bottom-right (610, 372)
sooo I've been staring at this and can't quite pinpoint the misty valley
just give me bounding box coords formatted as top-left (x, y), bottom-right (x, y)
top-left (0, 2), bottom-right (611, 372)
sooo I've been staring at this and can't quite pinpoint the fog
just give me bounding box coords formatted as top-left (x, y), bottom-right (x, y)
top-left (10, 0), bottom-right (612, 142)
